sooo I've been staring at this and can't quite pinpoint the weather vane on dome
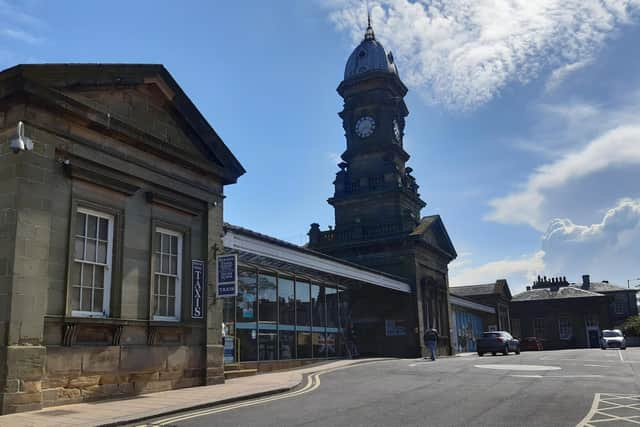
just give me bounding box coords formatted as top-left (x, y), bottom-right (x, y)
top-left (365, 5), bottom-right (375, 40)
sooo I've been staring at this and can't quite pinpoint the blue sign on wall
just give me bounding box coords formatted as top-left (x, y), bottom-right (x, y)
top-left (191, 260), bottom-right (205, 319)
top-left (217, 254), bottom-right (237, 298)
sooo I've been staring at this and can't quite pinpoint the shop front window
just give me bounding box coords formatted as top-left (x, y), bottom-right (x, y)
top-left (296, 280), bottom-right (312, 358)
top-left (258, 273), bottom-right (277, 361)
top-left (326, 287), bottom-right (338, 357)
top-left (222, 297), bottom-right (236, 363)
top-left (311, 284), bottom-right (326, 358)
top-left (278, 277), bottom-right (296, 359)
top-left (236, 269), bottom-right (257, 361)
top-left (337, 288), bottom-right (348, 357)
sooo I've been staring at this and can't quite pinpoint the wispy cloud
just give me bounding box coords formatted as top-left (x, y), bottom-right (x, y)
top-left (0, 1), bottom-right (45, 68)
top-left (544, 59), bottom-right (592, 93)
top-left (327, 151), bottom-right (342, 165)
top-left (0, 0), bottom-right (43, 27)
top-left (1, 28), bottom-right (42, 44)
top-left (325, 0), bottom-right (640, 110)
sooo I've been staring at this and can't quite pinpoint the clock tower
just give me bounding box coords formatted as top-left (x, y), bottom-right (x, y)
top-left (308, 19), bottom-right (458, 358)
top-left (311, 19), bottom-right (425, 249)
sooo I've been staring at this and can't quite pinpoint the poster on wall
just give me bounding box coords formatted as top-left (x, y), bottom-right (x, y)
top-left (223, 336), bottom-right (235, 363)
top-left (191, 260), bottom-right (205, 319)
top-left (216, 254), bottom-right (237, 298)
top-left (385, 320), bottom-right (407, 336)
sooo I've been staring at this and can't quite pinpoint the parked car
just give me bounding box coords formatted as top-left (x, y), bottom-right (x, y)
top-left (520, 336), bottom-right (544, 351)
top-left (601, 329), bottom-right (626, 350)
top-left (477, 331), bottom-right (520, 356)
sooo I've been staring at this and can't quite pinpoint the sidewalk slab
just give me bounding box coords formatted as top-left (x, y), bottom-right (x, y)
top-left (0, 358), bottom-right (384, 427)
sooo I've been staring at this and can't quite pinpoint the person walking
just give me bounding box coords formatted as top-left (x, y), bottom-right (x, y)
top-left (424, 328), bottom-right (438, 361)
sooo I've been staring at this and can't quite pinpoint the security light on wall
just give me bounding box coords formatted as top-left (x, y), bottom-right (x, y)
top-left (9, 121), bottom-right (33, 154)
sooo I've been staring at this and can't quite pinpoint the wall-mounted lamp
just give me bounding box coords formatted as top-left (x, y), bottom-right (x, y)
top-left (9, 121), bottom-right (33, 154)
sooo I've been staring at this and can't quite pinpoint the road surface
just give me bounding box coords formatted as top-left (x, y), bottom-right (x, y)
top-left (136, 348), bottom-right (640, 427)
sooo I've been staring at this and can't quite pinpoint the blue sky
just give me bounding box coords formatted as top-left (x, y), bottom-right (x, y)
top-left (3, 0), bottom-right (640, 293)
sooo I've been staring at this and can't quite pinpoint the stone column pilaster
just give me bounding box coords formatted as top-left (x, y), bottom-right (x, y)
top-left (205, 200), bottom-right (224, 385)
top-left (1, 145), bottom-right (53, 414)
top-left (415, 277), bottom-right (426, 359)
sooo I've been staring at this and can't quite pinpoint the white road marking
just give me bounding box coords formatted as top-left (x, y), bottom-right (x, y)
top-left (539, 357), bottom-right (640, 364)
top-left (510, 374), bottom-right (603, 379)
top-left (584, 364), bottom-right (610, 368)
top-left (619, 350), bottom-right (625, 362)
top-left (475, 364), bottom-right (561, 371)
top-left (511, 374), bottom-right (542, 378)
top-left (577, 393), bottom-right (640, 426)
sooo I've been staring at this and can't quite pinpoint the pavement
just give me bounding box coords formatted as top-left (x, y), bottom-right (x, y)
top-left (132, 348), bottom-right (640, 427)
top-left (3, 349), bottom-right (640, 427)
top-left (0, 359), bottom-right (380, 427)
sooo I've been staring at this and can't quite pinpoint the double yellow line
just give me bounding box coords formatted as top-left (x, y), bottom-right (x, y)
top-left (136, 364), bottom-right (342, 426)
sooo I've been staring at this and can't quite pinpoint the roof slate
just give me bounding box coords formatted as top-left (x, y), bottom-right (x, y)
top-left (512, 286), bottom-right (605, 302)
top-left (223, 223), bottom-right (408, 283)
top-left (588, 282), bottom-right (630, 293)
top-left (450, 283), bottom-right (498, 297)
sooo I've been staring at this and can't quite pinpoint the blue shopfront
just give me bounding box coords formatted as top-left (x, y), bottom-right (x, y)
top-left (450, 295), bottom-right (496, 353)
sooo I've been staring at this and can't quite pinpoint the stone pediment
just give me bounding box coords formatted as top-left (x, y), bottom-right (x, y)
top-left (61, 84), bottom-right (206, 162)
top-left (2, 64), bottom-right (244, 184)
top-left (410, 215), bottom-right (457, 260)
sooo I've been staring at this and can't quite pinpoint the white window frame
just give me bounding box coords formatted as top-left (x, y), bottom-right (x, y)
top-left (558, 318), bottom-right (572, 340)
top-left (153, 227), bottom-right (183, 322)
top-left (71, 207), bottom-right (114, 318)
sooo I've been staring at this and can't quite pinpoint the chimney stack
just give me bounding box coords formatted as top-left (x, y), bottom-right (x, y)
top-left (582, 274), bottom-right (590, 290)
top-left (526, 286), bottom-right (531, 291)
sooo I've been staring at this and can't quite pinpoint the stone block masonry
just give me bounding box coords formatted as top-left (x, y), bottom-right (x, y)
top-left (37, 345), bottom-right (204, 409)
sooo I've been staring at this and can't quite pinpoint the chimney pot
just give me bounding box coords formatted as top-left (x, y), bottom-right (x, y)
top-left (582, 274), bottom-right (590, 290)
top-left (526, 286), bottom-right (531, 291)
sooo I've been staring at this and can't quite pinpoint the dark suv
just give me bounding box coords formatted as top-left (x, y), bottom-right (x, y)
top-left (477, 331), bottom-right (520, 356)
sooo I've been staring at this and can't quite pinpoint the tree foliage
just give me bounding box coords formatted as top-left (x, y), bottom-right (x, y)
top-left (617, 315), bottom-right (640, 337)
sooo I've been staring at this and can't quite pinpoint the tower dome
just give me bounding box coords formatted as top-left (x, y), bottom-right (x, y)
top-left (344, 18), bottom-right (398, 80)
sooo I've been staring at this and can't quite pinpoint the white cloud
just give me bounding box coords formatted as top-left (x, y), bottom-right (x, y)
top-left (542, 198), bottom-right (640, 286)
top-left (325, 0), bottom-right (640, 109)
top-left (449, 251), bottom-right (545, 290)
top-left (453, 199), bottom-right (640, 293)
top-left (487, 125), bottom-right (640, 230)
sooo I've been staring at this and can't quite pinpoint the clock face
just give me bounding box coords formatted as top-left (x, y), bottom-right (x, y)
top-left (393, 119), bottom-right (401, 142)
top-left (355, 116), bottom-right (376, 138)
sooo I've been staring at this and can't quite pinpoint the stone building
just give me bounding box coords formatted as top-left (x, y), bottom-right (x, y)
top-left (0, 64), bottom-right (244, 414)
top-left (307, 21), bottom-right (457, 357)
top-left (510, 275), bottom-right (638, 349)
top-left (449, 280), bottom-right (512, 332)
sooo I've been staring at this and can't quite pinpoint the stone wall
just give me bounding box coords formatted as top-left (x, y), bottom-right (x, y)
top-left (41, 345), bottom-right (204, 408)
